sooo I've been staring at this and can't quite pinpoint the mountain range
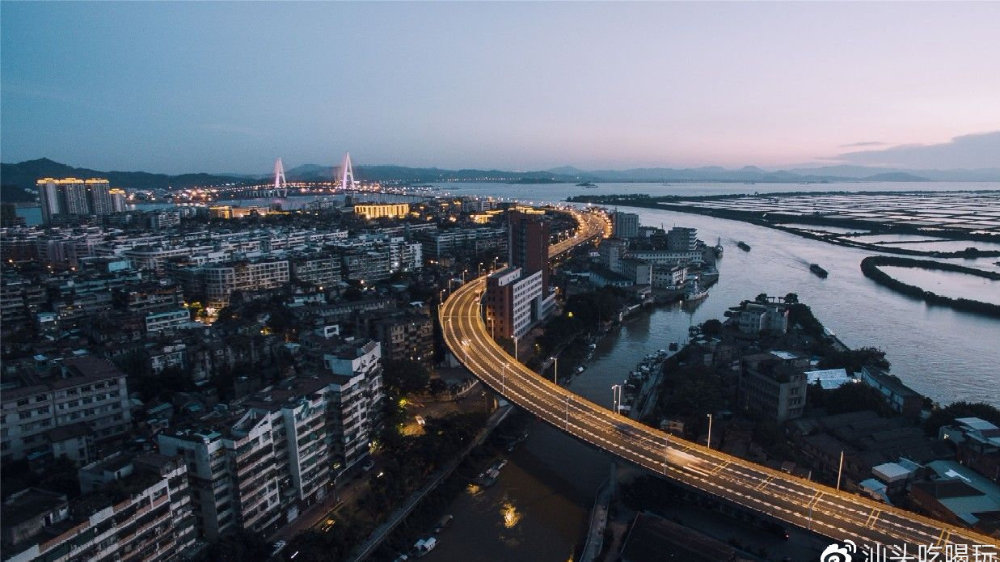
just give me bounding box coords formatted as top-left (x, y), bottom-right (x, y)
top-left (2, 158), bottom-right (998, 202)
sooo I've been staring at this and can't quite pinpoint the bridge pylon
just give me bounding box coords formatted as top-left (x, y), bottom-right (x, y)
top-left (339, 152), bottom-right (356, 191)
top-left (273, 158), bottom-right (288, 197)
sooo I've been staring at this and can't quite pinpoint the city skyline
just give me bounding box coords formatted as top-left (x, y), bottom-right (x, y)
top-left (2, 2), bottom-right (999, 174)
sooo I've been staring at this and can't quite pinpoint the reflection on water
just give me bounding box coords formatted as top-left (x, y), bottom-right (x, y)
top-left (879, 266), bottom-right (1000, 306)
top-left (501, 499), bottom-right (521, 529)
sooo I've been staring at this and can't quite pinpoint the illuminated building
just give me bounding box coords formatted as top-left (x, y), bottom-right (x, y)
top-left (353, 203), bottom-right (410, 220)
top-left (35, 178), bottom-right (113, 224)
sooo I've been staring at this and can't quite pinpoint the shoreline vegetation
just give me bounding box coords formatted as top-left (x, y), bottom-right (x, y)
top-left (567, 192), bottom-right (1000, 256)
top-left (860, 256), bottom-right (1000, 319)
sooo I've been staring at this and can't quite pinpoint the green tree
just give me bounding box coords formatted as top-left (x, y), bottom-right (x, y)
top-left (702, 319), bottom-right (723, 337)
top-left (200, 530), bottom-right (271, 562)
top-left (924, 402), bottom-right (1000, 436)
top-left (382, 359), bottom-right (431, 394)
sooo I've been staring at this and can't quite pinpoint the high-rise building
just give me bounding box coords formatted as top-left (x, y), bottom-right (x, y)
top-left (612, 212), bottom-right (640, 239)
top-left (666, 226), bottom-right (698, 252)
top-left (36, 178), bottom-right (113, 224)
top-left (508, 210), bottom-right (550, 292)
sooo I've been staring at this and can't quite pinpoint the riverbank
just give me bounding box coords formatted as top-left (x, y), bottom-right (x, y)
top-left (567, 191), bottom-right (1000, 259)
top-left (860, 256), bottom-right (1000, 318)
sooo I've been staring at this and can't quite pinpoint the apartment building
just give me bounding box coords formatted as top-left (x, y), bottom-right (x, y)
top-left (371, 312), bottom-right (435, 367)
top-left (202, 258), bottom-right (290, 308)
top-left (290, 253), bottom-right (342, 288)
top-left (353, 203), bottom-right (410, 220)
top-left (244, 380), bottom-right (332, 521)
top-left (341, 250), bottom-right (391, 284)
top-left (738, 351), bottom-right (809, 422)
top-left (612, 212), bottom-right (639, 239)
top-left (484, 267), bottom-right (548, 339)
top-left (1, 453), bottom-right (195, 562)
top-left (36, 178), bottom-right (113, 224)
top-left (144, 309), bottom-right (191, 334)
top-left (415, 227), bottom-right (507, 259)
top-left (1, 357), bottom-right (132, 463)
top-left (734, 301), bottom-right (789, 335)
top-left (157, 408), bottom-right (282, 540)
top-left (321, 340), bottom-right (385, 471)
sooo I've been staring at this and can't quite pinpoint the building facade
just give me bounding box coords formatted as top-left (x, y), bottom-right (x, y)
top-left (1, 357), bottom-right (132, 463)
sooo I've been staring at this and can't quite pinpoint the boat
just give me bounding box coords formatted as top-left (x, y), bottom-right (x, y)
top-left (683, 279), bottom-right (709, 302)
top-left (576, 182), bottom-right (598, 188)
top-left (684, 289), bottom-right (709, 302)
top-left (810, 264), bottom-right (829, 278)
top-left (737, 241), bottom-right (751, 252)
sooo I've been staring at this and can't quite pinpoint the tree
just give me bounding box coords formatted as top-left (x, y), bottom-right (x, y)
top-left (200, 530), bottom-right (271, 562)
top-left (784, 292), bottom-right (799, 304)
top-left (924, 401), bottom-right (1000, 436)
top-left (382, 359), bottom-right (430, 394)
top-left (702, 319), bottom-right (723, 337)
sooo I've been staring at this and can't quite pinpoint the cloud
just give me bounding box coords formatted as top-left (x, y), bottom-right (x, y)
top-left (832, 131), bottom-right (1000, 169)
top-left (839, 141), bottom-right (886, 148)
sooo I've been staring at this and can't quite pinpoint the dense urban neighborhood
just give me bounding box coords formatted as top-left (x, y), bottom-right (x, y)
top-left (2, 175), bottom-right (998, 562)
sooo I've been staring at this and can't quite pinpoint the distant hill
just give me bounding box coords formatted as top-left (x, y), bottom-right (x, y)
top-left (3, 159), bottom-right (997, 197)
top-left (0, 158), bottom-right (251, 192)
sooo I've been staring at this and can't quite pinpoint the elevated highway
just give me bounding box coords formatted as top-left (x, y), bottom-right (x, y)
top-left (440, 208), bottom-right (998, 552)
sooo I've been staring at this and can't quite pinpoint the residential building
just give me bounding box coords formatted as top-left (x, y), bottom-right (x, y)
top-left (243, 379), bottom-right (332, 523)
top-left (910, 460), bottom-right (1000, 534)
top-left (939, 417), bottom-right (1000, 480)
top-left (859, 366), bottom-right (923, 418)
top-left (145, 309), bottom-right (191, 334)
top-left (157, 409), bottom-right (282, 540)
top-left (508, 210), bottom-right (550, 293)
top-left (290, 253), bottom-right (342, 288)
top-left (738, 351), bottom-right (808, 422)
top-left (733, 301), bottom-right (789, 335)
top-left (415, 227), bottom-right (507, 259)
top-left (341, 250), bottom-right (391, 284)
top-left (36, 178), bottom-right (113, 224)
top-left (321, 339), bottom-right (385, 471)
top-left (1, 453), bottom-right (195, 562)
top-left (484, 267), bottom-right (548, 339)
top-left (598, 238), bottom-right (628, 274)
top-left (666, 226), bottom-right (698, 252)
top-left (370, 312), bottom-right (435, 367)
top-left (202, 258), bottom-right (290, 308)
top-left (612, 212), bottom-right (639, 239)
top-left (1, 356), bottom-right (132, 463)
top-left (353, 203), bottom-right (410, 220)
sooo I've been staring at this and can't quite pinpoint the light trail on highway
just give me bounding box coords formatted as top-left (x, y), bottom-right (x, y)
top-left (440, 208), bottom-right (998, 552)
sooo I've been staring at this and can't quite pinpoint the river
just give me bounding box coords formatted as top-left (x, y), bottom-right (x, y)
top-left (419, 181), bottom-right (1000, 562)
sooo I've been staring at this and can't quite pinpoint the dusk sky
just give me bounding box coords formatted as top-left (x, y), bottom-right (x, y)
top-left (2, 2), bottom-right (999, 174)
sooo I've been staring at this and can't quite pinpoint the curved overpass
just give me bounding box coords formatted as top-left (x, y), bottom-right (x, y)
top-left (440, 208), bottom-right (998, 551)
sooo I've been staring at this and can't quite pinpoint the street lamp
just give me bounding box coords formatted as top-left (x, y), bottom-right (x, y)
top-left (706, 413), bottom-right (713, 450)
top-left (513, 335), bottom-right (519, 363)
top-left (612, 384), bottom-right (621, 414)
top-left (836, 450), bottom-right (845, 491)
top-left (502, 362), bottom-right (509, 395)
top-left (551, 356), bottom-right (558, 384)
top-left (489, 317), bottom-right (495, 339)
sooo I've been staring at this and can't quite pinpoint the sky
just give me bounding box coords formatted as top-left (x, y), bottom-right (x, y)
top-left (2, 2), bottom-right (999, 175)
